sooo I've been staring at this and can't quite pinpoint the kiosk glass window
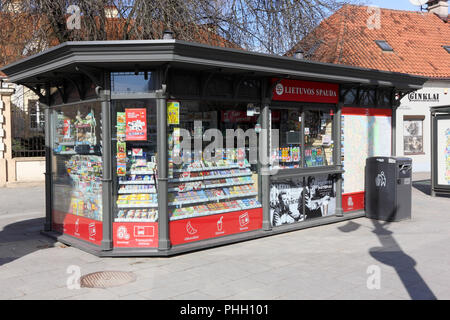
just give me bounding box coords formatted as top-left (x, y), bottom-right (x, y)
top-left (111, 72), bottom-right (156, 94)
top-left (51, 102), bottom-right (103, 240)
top-left (270, 109), bottom-right (302, 169)
top-left (167, 101), bottom-right (262, 245)
top-left (112, 100), bottom-right (159, 225)
top-left (304, 110), bottom-right (334, 167)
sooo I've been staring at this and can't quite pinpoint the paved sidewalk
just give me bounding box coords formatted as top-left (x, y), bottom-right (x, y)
top-left (1, 176), bottom-right (450, 300)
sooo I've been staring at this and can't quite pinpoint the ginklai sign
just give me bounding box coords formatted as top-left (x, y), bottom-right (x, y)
top-left (272, 79), bottom-right (339, 103)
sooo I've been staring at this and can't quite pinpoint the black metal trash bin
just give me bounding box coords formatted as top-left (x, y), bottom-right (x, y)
top-left (365, 157), bottom-right (412, 221)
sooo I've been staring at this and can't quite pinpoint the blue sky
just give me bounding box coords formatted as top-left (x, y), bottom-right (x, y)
top-left (364, 0), bottom-right (425, 11)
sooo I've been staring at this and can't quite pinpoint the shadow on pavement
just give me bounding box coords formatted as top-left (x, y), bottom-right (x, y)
top-left (339, 211), bottom-right (437, 300)
top-left (0, 217), bottom-right (56, 267)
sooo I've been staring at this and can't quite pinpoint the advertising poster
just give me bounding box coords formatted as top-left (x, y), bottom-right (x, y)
top-left (270, 178), bottom-right (304, 226)
top-left (113, 222), bottom-right (158, 248)
top-left (270, 175), bottom-right (336, 226)
top-left (125, 108), bottom-right (147, 141)
top-left (437, 119), bottom-right (450, 185)
top-left (341, 108), bottom-right (391, 211)
top-left (169, 208), bottom-right (262, 246)
top-left (304, 175), bottom-right (336, 219)
top-left (404, 120), bottom-right (423, 154)
top-left (167, 101), bottom-right (180, 125)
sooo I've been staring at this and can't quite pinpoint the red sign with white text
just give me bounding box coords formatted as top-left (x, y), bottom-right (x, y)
top-left (113, 222), bottom-right (159, 248)
top-left (125, 108), bottom-right (147, 141)
top-left (52, 211), bottom-right (103, 246)
top-left (272, 79), bottom-right (339, 103)
top-left (170, 208), bottom-right (263, 246)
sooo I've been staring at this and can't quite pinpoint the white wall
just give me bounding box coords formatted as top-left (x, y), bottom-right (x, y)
top-left (397, 80), bottom-right (450, 172)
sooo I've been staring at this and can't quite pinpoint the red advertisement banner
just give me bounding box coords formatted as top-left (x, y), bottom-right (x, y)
top-left (170, 208), bottom-right (263, 246)
top-left (52, 211), bottom-right (103, 246)
top-left (272, 78), bottom-right (339, 103)
top-left (113, 222), bottom-right (159, 248)
top-left (342, 107), bottom-right (392, 117)
top-left (125, 108), bottom-right (147, 141)
top-left (342, 192), bottom-right (365, 212)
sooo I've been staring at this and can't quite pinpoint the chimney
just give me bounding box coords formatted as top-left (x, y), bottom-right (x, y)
top-left (427, 0), bottom-right (449, 22)
top-left (105, 5), bottom-right (119, 19)
top-left (294, 49), bottom-right (305, 60)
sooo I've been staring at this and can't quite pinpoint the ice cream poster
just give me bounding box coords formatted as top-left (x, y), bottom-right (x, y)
top-left (125, 108), bottom-right (147, 141)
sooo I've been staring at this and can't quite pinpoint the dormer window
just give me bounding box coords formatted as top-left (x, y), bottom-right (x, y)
top-left (443, 46), bottom-right (450, 53)
top-left (375, 40), bottom-right (393, 52)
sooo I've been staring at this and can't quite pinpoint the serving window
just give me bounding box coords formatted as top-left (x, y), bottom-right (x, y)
top-left (270, 107), bottom-right (334, 170)
top-left (304, 110), bottom-right (334, 167)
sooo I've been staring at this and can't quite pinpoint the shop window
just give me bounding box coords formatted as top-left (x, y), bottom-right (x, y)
top-left (111, 100), bottom-right (158, 228)
top-left (111, 72), bottom-right (155, 94)
top-left (403, 116), bottom-right (424, 155)
top-left (166, 100), bottom-right (262, 239)
top-left (270, 109), bottom-right (302, 170)
top-left (304, 110), bottom-right (334, 167)
top-left (51, 102), bottom-right (103, 243)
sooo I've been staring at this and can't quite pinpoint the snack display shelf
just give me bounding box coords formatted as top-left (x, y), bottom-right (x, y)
top-left (129, 171), bottom-right (156, 175)
top-left (117, 203), bottom-right (158, 208)
top-left (170, 205), bottom-right (262, 221)
top-left (119, 180), bottom-right (156, 185)
top-left (168, 180), bottom-right (253, 192)
top-left (57, 151), bottom-right (76, 155)
top-left (172, 164), bottom-right (250, 173)
top-left (169, 171), bottom-right (252, 183)
top-left (168, 192), bottom-right (258, 207)
top-left (118, 189), bottom-right (156, 194)
top-left (57, 142), bottom-right (76, 146)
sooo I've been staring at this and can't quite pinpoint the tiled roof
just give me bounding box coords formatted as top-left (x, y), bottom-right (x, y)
top-left (288, 5), bottom-right (450, 79)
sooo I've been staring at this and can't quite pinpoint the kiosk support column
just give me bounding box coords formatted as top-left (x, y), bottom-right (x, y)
top-left (157, 87), bottom-right (170, 250)
top-left (100, 84), bottom-right (113, 251)
top-left (335, 103), bottom-right (344, 217)
top-left (261, 103), bottom-right (271, 231)
top-left (43, 89), bottom-right (52, 231)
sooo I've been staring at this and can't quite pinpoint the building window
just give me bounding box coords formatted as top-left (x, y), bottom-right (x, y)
top-left (403, 116), bottom-right (424, 155)
top-left (28, 100), bottom-right (44, 131)
top-left (375, 40), bottom-right (393, 52)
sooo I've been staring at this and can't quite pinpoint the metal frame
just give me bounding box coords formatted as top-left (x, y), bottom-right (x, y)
top-left (430, 105), bottom-right (450, 197)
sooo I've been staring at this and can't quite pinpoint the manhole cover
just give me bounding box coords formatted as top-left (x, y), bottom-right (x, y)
top-left (80, 271), bottom-right (136, 288)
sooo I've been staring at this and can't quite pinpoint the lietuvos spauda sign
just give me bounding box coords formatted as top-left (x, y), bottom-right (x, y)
top-left (408, 92), bottom-right (440, 103)
top-left (272, 78), bottom-right (339, 103)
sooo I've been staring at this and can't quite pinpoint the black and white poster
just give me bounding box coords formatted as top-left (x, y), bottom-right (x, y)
top-left (303, 175), bottom-right (336, 220)
top-left (270, 178), bottom-right (304, 227)
top-left (403, 119), bottom-right (423, 154)
top-left (270, 174), bottom-right (336, 227)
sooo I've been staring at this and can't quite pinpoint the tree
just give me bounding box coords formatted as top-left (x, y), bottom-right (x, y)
top-left (0, 0), bottom-right (361, 66)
